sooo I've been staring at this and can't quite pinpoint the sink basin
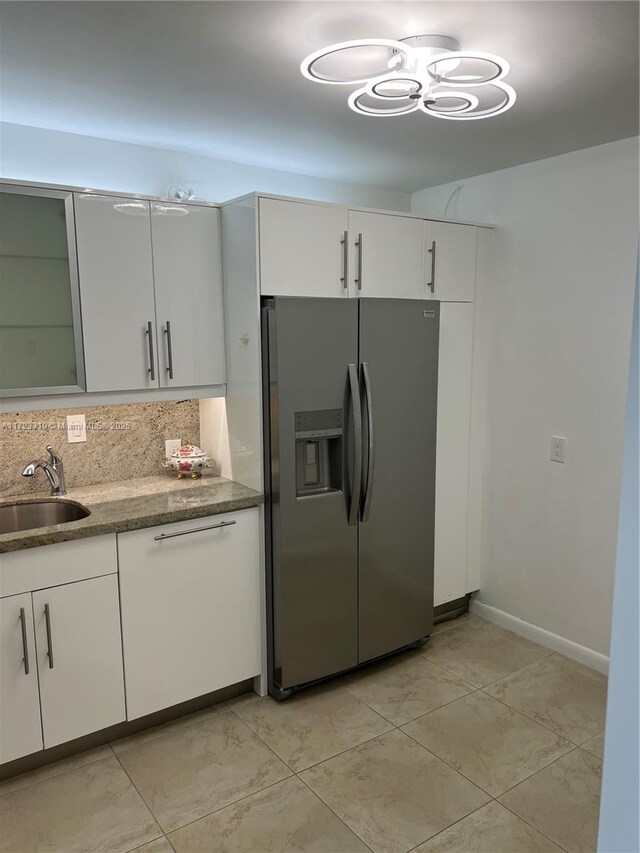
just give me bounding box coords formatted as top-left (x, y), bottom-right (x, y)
top-left (0, 500), bottom-right (90, 535)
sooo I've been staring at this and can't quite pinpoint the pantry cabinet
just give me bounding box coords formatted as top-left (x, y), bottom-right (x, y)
top-left (433, 303), bottom-right (474, 607)
top-left (118, 507), bottom-right (262, 720)
top-left (74, 193), bottom-right (226, 393)
top-left (423, 220), bottom-right (477, 302)
top-left (0, 536), bottom-right (125, 762)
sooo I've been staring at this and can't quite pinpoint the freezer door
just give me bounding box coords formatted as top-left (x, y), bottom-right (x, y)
top-left (263, 297), bottom-right (360, 691)
top-left (358, 299), bottom-right (439, 662)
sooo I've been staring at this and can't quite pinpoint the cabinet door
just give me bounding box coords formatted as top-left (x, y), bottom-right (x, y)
top-left (259, 198), bottom-right (348, 297)
top-left (434, 303), bottom-right (474, 607)
top-left (151, 203), bottom-right (226, 387)
top-left (33, 575), bottom-right (125, 748)
top-left (423, 221), bottom-right (477, 301)
top-left (0, 186), bottom-right (85, 396)
top-left (0, 593), bottom-right (42, 763)
top-left (348, 210), bottom-right (423, 299)
top-left (118, 508), bottom-right (261, 719)
top-left (75, 194), bottom-right (158, 391)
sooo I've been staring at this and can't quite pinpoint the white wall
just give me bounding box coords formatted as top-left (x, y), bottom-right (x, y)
top-left (0, 122), bottom-right (410, 211)
top-left (598, 256), bottom-right (639, 853)
top-left (412, 138), bottom-right (639, 659)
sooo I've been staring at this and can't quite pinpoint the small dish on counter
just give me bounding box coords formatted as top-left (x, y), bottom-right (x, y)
top-left (162, 442), bottom-right (216, 479)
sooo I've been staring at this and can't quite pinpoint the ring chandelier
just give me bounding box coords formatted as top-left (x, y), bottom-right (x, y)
top-left (300, 35), bottom-right (516, 120)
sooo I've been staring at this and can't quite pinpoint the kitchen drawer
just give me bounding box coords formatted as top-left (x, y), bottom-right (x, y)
top-left (0, 535), bottom-right (118, 598)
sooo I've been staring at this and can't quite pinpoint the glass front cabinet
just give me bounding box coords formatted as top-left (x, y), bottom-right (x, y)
top-left (0, 184), bottom-right (85, 396)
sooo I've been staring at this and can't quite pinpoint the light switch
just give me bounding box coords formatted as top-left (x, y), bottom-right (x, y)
top-left (67, 414), bottom-right (86, 443)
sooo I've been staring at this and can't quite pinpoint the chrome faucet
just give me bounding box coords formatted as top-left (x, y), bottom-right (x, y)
top-left (22, 446), bottom-right (66, 496)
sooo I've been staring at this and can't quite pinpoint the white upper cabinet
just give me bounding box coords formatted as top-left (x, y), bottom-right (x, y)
top-left (151, 203), bottom-right (226, 387)
top-left (75, 194), bottom-right (225, 393)
top-left (348, 210), bottom-right (424, 299)
top-left (423, 221), bottom-right (477, 302)
top-left (259, 198), bottom-right (349, 298)
top-left (75, 194), bottom-right (158, 392)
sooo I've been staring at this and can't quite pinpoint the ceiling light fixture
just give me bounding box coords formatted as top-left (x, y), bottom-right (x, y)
top-left (301, 35), bottom-right (516, 121)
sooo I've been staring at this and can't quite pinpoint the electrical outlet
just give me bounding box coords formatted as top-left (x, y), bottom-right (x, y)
top-left (165, 438), bottom-right (181, 458)
top-left (550, 435), bottom-right (567, 463)
top-left (66, 414), bottom-right (86, 443)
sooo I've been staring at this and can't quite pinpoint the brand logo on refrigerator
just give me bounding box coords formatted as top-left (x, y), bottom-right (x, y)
top-left (423, 310), bottom-right (436, 318)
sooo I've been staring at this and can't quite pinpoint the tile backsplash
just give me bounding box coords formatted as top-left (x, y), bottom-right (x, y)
top-left (0, 400), bottom-right (200, 497)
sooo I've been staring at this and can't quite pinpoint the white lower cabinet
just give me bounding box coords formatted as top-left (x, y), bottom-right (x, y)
top-left (33, 575), bottom-right (126, 748)
top-left (0, 593), bottom-right (42, 764)
top-left (434, 303), bottom-right (474, 607)
top-left (0, 535), bottom-right (125, 763)
top-left (118, 508), bottom-right (262, 720)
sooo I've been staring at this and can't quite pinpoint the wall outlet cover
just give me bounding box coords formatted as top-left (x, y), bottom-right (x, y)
top-left (165, 438), bottom-right (182, 458)
top-left (550, 435), bottom-right (568, 463)
top-left (66, 414), bottom-right (86, 444)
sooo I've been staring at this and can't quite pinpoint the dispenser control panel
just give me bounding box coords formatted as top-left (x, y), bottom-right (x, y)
top-left (294, 409), bottom-right (343, 497)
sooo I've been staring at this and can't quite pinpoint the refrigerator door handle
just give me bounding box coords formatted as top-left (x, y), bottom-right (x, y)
top-left (347, 363), bottom-right (363, 526)
top-left (361, 361), bottom-right (375, 522)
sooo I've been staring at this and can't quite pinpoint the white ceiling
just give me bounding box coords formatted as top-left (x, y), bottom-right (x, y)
top-left (0, 1), bottom-right (637, 191)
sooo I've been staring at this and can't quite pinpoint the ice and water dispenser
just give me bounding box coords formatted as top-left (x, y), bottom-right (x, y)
top-left (295, 409), bottom-right (343, 497)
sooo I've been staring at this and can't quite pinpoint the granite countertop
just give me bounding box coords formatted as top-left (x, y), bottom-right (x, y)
top-left (0, 475), bottom-right (263, 553)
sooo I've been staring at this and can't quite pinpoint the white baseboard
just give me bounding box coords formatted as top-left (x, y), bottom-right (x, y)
top-left (469, 600), bottom-right (609, 675)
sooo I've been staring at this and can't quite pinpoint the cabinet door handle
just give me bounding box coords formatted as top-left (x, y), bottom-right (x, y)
top-left (427, 239), bottom-right (436, 293)
top-left (19, 607), bottom-right (30, 675)
top-left (154, 519), bottom-right (237, 541)
top-left (44, 603), bottom-right (54, 669)
top-left (355, 233), bottom-right (363, 291)
top-left (165, 321), bottom-right (174, 380)
top-left (340, 230), bottom-right (348, 291)
top-left (146, 321), bottom-right (156, 381)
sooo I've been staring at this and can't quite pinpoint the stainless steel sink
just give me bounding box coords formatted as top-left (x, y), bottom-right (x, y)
top-left (0, 500), bottom-right (90, 535)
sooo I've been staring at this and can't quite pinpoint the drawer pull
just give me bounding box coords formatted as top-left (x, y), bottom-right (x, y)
top-left (19, 607), bottom-right (30, 675)
top-left (154, 519), bottom-right (237, 541)
top-left (44, 603), bottom-right (54, 669)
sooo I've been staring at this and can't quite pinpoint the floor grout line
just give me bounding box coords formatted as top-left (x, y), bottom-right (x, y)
top-left (479, 688), bottom-right (601, 748)
top-left (403, 800), bottom-right (495, 853)
top-left (295, 772), bottom-right (377, 853)
top-left (498, 796), bottom-right (572, 853)
top-left (113, 749), bottom-right (167, 837)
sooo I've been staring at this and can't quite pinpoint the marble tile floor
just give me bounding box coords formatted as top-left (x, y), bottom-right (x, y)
top-left (0, 613), bottom-right (607, 853)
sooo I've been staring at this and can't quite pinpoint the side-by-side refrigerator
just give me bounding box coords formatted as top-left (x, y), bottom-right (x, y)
top-left (261, 297), bottom-right (439, 698)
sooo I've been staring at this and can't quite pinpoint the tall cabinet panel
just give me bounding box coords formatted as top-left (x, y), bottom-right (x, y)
top-left (348, 211), bottom-right (423, 299)
top-left (259, 198), bottom-right (349, 297)
top-left (151, 202), bottom-right (226, 387)
top-left (434, 303), bottom-right (474, 607)
top-left (0, 594), bottom-right (42, 764)
top-left (75, 194), bottom-right (158, 391)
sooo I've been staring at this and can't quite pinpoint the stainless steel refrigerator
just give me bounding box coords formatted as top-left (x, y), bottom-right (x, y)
top-left (262, 297), bottom-right (439, 699)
